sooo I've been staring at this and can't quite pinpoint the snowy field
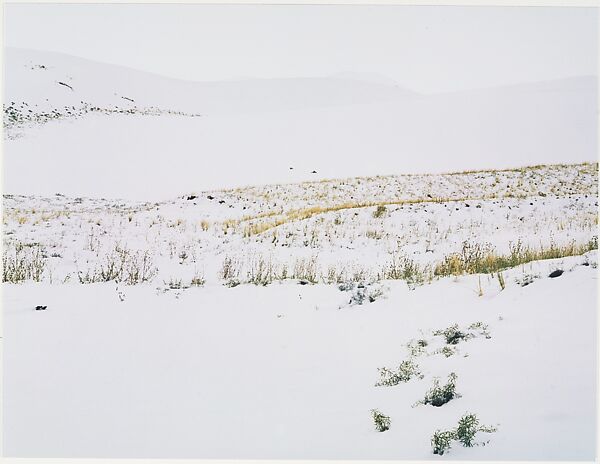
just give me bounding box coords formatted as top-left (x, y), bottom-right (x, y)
top-left (2, 48), bottom-right (598, 459)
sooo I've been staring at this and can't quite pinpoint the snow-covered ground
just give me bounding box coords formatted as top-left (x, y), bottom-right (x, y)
top-left (3, 258), bottom-right (597, 459)
top-left (2, 48), bottom-right (598, 459)
top-left (3, 48), bottom-right (597, 199)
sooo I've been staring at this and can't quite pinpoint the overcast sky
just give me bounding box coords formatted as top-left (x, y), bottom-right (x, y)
top-left (4, 4), bottom-right (597, 93)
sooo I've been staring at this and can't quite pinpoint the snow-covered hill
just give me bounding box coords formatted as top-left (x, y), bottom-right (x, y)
top-left (3, 48), bottom-right (597, 199)
top-left (2, 48), bottom-right (597, 460)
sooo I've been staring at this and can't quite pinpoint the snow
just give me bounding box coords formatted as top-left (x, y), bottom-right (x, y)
top-left (3, 48), bottom-right (597, 200)
top-left (2, 48), bottom-right (598, 459)
top-left (3, 259), bottom-right (596, 459)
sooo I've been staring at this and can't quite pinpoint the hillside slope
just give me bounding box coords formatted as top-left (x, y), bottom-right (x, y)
top-left (3, 48), bottom-right (597, 200)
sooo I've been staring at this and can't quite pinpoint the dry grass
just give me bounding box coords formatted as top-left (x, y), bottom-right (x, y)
top-left (2, 242), bottom-right (47, 283)
top-left (434, 238), bottom-right (598, 277)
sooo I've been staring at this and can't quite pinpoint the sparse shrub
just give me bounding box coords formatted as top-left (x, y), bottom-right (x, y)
top-left (416, 373), bottom-right (459, 407)
top-left (435, 238), bottom-right (598, 277)
top-left (191, 271), bottom-right (205, 287)
top-left (371, 409), bottom-right (391, 432)
top-left (455, 413), bottom-right (497, 447)
top-left (220, 255), bottom-right (242, 285)
top-left (433, 324), bottom-right (471, 345)
top-left (2, 242), bottom-right (47, 283)
top-left (406, 338), bottom-right (429, 357)
top-left (338, 281), bottom-right (355, 292)
top-left (78, 244), bottom-right (156, 285)
top-left (164, 278), bottom-right (187, 290)
top-left (467, 321), bottom-right (491, 339)
top-left (515, 272), bottom-right (539, 287)
top-left (200, 220), bottom-right (210, 231)
top-left (247, 255), bottom-right (275, 286)
top-left (324, 264), bottom-right (348, 284)
top-left (375, 359), bottom-right (423, 386)
top-left (373, 205), bottom-right (388, 218)
top-left (349, 284), bottom-right (385, 306)
top-left (380, 254), bottom-right (428, 287)
top-left (292, 256), bottom-right (319, 283)
top-left (431, 430), bottom-right (454, 455)
top-left (430, 413), bottom-right (497, 455)
top-left (125, 250), bottom-right (157, 285)
top-left (433, 345), bottom-right (458, 358)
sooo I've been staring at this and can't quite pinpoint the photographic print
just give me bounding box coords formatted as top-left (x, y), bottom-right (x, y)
top-left (2, 3), bottom-right (598, 460)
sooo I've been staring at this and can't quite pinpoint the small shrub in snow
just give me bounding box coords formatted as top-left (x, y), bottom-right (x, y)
top-left (430, 413), bottom-right (497, 455)
top-left (433, 324), bottom-right (472, 345)
top-left (78, 245), bottom-right (156, 285)
top-left (2, 242), bottom-right (46, 283)
top-left (515, 272), bottom-right (539, 287)
top-left (455, 413), bottom-right (497, 447)
top-left (431, 430), bottom-right (455, 455)
top-left (379, 254), bottom-right (429, 287)
top-left (220, 256), bottom-right (241, 282)
top-left (434, 238), bottom-right (597, 277)
top-left (375, 359), bottom-right (423, 386)
top-left (292, 256), bottom-right (319, 284)
top-left (247, 255), bottom-right (275, 286)
top-left (416, 373), bottom-right (459, 407)
top-left (338, 281), bottom-right (355, 292)
top-left (370, 409), bottom-right (391, 432)
top-left (324, 265), bottom-right (348, 284)
top-left (190, 273), bottom-right (205, 287)
top-left (432, 345), bottom-right (458, 358)
top-left (372, 205), bottom-right (388, 218)
top-left (467, 321), bottom-right (491, 339)
top-left (165, 278), bottom-right (187, 290)
top-left (349, 284), bottom-right (385, 306)
top-left (406, 338), bottom-right (429, 357)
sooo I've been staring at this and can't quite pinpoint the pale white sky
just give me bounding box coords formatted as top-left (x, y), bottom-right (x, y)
top-left (3, 4), bottom-right (598, 93)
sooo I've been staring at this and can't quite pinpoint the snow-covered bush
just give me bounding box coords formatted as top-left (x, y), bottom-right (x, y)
top-left (431, 430), bottom-right (454, 455)
top-left (406, 338), bottom-right (429, 356)
top-left (432, 345), bottom-right (458, 358)
top-left (467, 321), bottom-right (491, 339)
top-left (370, 409), bottom-right (391, 432)
top-left (415, 373), bottom-right (459, 407)
top-left (349, 283), bottom-right (385, 306)
top-left (430, 413), bottom-right (497, 455)
top-left (375, 359), bottom-right (423, 386)
top-left (515, 272), bottom-right (539, 287)
top-left (433, 324), bottom-right (472, 345)
top-left (455, 413), bottom-right (497, 447)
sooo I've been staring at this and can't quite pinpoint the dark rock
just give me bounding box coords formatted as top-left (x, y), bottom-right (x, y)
top-left (35, 305), bottom-right (47, 311)
top-left (298, 280), bottom-right (309, 285)
top-left (207, 195), bottom-right (214, 200)
top-left (186, 195), bottom-right (198, 201)
top-left (548, 269), bottom-right (564, 278)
